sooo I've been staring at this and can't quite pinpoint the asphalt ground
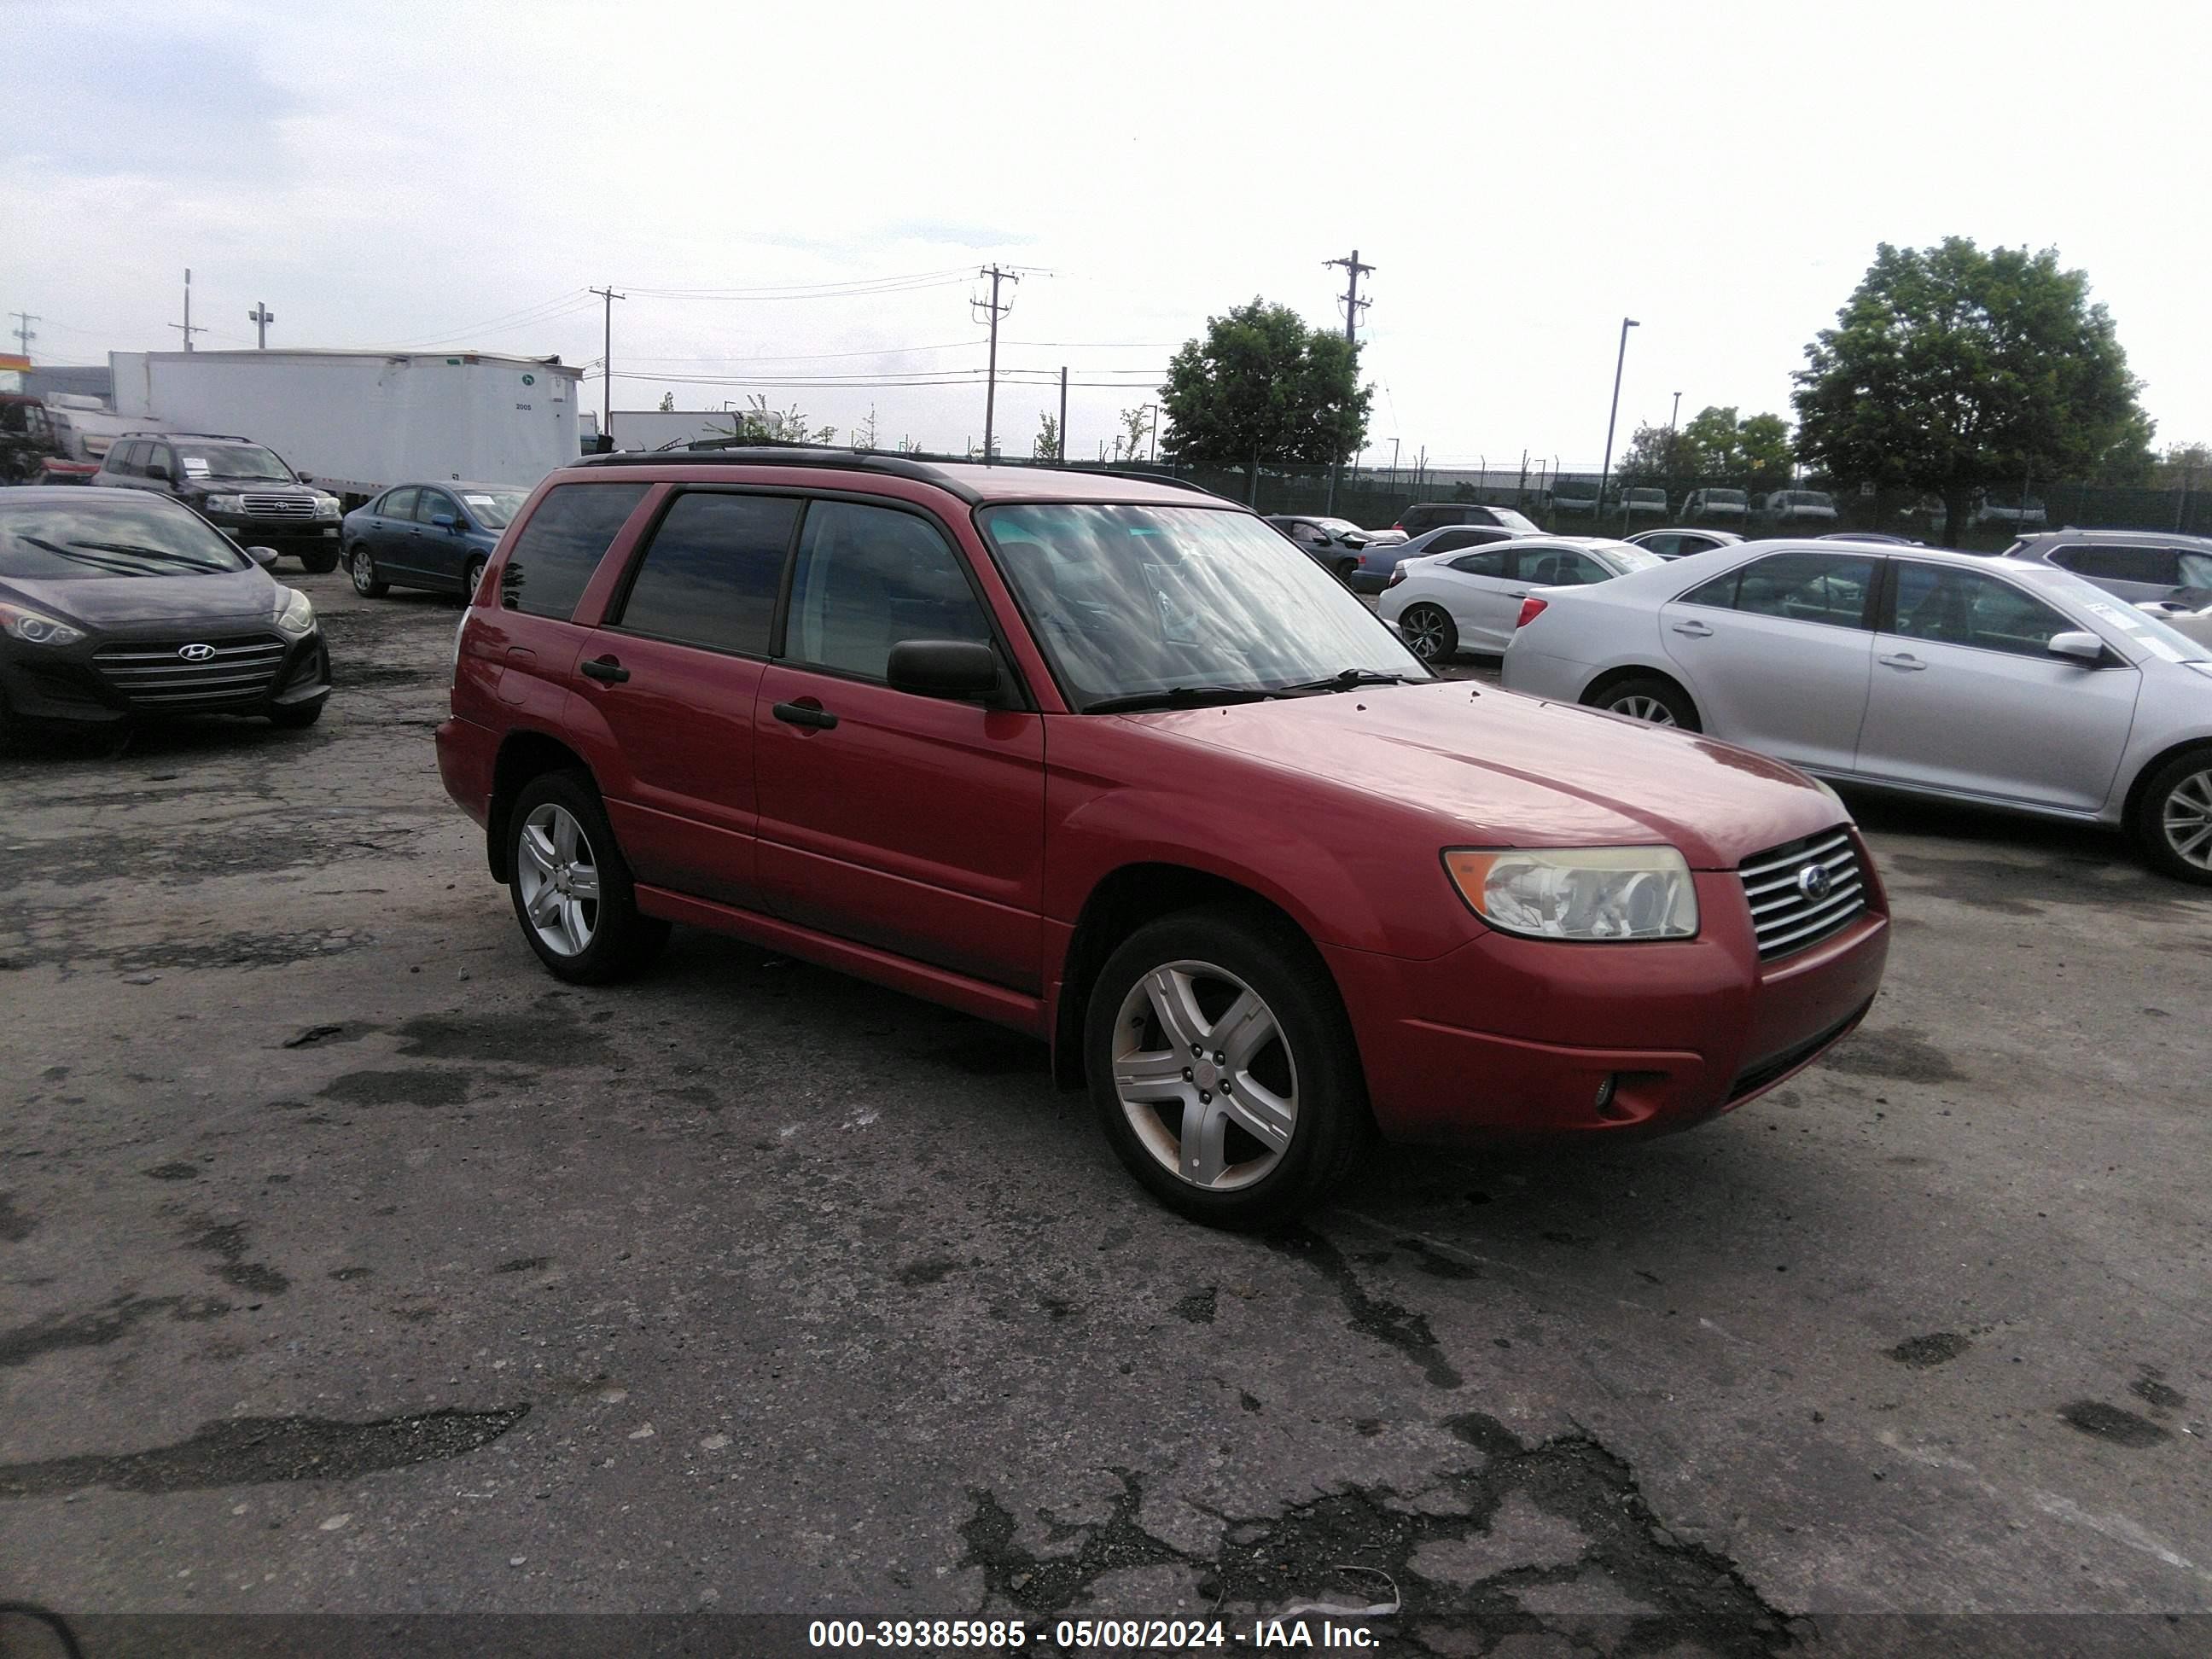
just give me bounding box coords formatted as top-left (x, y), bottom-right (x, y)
top-left (2, 572), bottom-right (2208, 1656)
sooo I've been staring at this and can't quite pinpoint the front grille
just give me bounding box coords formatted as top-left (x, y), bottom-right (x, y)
top-left (242, 494), bottom-right (314, 517)
top-left (91, 633), bottom-right (288, 707)
top-left (1738, 826), bottom-right (1868, 961)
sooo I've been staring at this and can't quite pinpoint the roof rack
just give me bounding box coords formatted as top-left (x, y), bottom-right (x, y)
top-left (574, 445), bottom-right (981, 501)
top-left (124, 429), bottom-right (253, 441)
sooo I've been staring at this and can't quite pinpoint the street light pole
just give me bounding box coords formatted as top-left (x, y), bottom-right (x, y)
top-left (1669, 390), bottom-right (1681, 431)
top-left (1596, 316), bottom-right (1640, 530)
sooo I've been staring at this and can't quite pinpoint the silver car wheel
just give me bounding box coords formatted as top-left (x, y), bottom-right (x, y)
top-left (1401, 606), bottom-right (1448, 661)
top-left (514, 802), bottom-right (601, 958)
top-left (1610, 695), bottom-right (1678, 725)
top-left (350, 547), bottom-right (377, 593)
top-left (1111, 959), bottom-right (1298, 1192)
top-left (2163, 767), bottom-right (2212, 870)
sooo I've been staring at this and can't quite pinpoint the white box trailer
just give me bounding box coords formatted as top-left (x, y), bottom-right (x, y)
top-left (108, 349), bottom-right (583, 506)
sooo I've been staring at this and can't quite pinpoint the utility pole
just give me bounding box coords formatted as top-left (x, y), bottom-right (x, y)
top-left (590, 285), bottom-right (626, 446)
top-left (9, 311), bottom-right (37, 359)
top-left (1058, 366), bottom-right (1068, 467)
top-left (170, 268), bottom-right (206, 352)
top-left (1322, 250), bottom-right (1374, 514)
top-left (971, 265), bottom-right (1019, 465)
top-left (1669, 391), bottom-right (1682, 431)
top-left (1596, 316), bottom-right (1640, 532)
top-left (248, 302), bottom-right (276, 350)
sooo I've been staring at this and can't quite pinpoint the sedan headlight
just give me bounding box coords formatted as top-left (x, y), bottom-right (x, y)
top-left (1444, 846), bottom-right (1699, 941)
top-left (312, 495), bottom-right (341, 520)
top-left (275, 587), bottom-right (317, 638)
top-left (202, 494), bottom-right (245, 515)
top-left (0, 601), bottom-right (87, 648)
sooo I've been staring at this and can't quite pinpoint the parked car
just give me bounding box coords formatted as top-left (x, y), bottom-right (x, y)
top-left (1347, 523), bottom-right (1516, 594)
top-left (0, 486), bottom-right (331, 739)
top-left (342, 481), bottom-right (528, 600)
top-left (1755, 490), bottom-right (1840, 527)
top-left (87, 432), bottom-right (343, 570)
top-left (1994, 530), bottom-right (2212, 606)
top-left (1499, 538), bottom-right (2212, 884)
top-left (1377, 535), bottom-right (1667, 661)
top-left (1548, 482), bottom-right (1601, 517)
top-left (1973, 493), bottom-right (2047, 529)
top-left (1265, 515), bottom-right (1370, 582)
top-left (1622, 486), bottom-right (1668, 520)
top-left (1682, 488), bottom-right (1749, 523)
top-left (1392, 502), bottom-right (1541, 538)
top-left (2137, 591), bottom-right (2212, 649)
top-left (1629, 528), bottom-right (1745, 560)
top-left (436, 450), bottom-right (1889, 1225)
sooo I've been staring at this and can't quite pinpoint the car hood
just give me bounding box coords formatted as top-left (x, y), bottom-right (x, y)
top-left (1126, 680), bottom-right (1842, 870)
top-left (2, 568), bottom-right (285, 629)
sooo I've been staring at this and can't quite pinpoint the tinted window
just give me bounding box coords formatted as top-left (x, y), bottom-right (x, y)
top-left (1448, 548), bottom-right (1507, 577)
top-left (1640, 534), bottom-right (1679, 557)
top-left (2053, 544), bottom-right (2181, 585)
top-left (614, 491), bottom-right (797, 656)
top-left (500, 483), bottom-right (649, 619)
top-left (1430, 530), bottom-right (1479, 554)
top-left (1681, 551), bottom-right (1873, 626)
top-left (381, 487), bottom-right (419, 521)
top-left (1892, 564), bottom-right (2075, 657)
top-left (1519, 549), bottom-right (1610, 586)
top-left (785, 500), bottom-right (991, 681)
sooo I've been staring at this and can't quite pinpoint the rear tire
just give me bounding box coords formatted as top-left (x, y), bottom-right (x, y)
top-left (1592, 674), bottom-right (1699, 731)
top-left (1399, 602), bottom-right (1458, 663)
top-left (2129, 748), bottom-right (2212, 886)
top-left (1084, 905), bottom-right (1372, 1230)
top-left (300, 545), bottom-right (341, 574)
top-left (505, 771), bottom-right (670, 983)
top-left (348, 544), bottom-right (389, 597)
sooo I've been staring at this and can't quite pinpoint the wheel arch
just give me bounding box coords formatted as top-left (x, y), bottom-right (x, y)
top-left (1580, 662), bottom-right (1698, 720)
top-left (2121, 736), bottom-right (2212, 834)
top-left (486, 729), bottom-right (597, 883)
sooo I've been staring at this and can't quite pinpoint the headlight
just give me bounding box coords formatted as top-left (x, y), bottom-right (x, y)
top-left (312, 495), bottom-right (341, 519)
top-left (275, 587), bottom-right (317, 638)
top-left (1444, 846), bottom-right (1699, 941)
top-left (0, 601), bottom-right (87, 648)
top-left (202, 494), bottom-right (245, 515)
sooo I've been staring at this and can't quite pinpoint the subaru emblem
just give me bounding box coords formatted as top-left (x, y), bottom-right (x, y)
top-left (178, 643), bottom-right (216, 661)
top-left (1796, 862), bottom-right (1833, 901)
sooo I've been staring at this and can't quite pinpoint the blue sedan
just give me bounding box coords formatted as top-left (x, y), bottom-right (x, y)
top-left (341, 481), bottom-right (527, 600)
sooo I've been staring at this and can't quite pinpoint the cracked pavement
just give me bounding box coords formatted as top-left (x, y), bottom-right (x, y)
top-left (2, 575), bottom-right (2209, 1653)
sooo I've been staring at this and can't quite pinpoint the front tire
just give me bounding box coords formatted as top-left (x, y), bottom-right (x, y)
top-left (300, 544), bottom-right (341, 574)
top-left (348, 544), bottom-right (389, 597)
top-left (2131, 748), bottom-right (2212, 886)
top-left (461, 555), bottom-right (486, 602)
top-left (1084, 905), bottom-right (1371, 1230)
top-left (506, 771), bottom-right (670, 983)
top-left (1399, 602), bottom-right (1458, 663)
top-left (1592, 674), bottom-right (1699, 731)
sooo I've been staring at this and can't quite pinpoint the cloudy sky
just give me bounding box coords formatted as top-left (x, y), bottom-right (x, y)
top-left (6, 0), bottom-right (2204, 471)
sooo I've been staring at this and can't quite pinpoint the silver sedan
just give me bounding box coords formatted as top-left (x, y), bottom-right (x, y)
top-left (1377, 536), bottom-right (1664, 660)
top-left (1499, 539), bottom-right (2212, 883)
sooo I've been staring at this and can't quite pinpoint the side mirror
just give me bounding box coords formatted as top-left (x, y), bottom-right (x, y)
top-left (2046, 631), bottom-right (2104, 665)
top-left (147, 463), bottom-right (172, 482)
top-left (887, 638), bottom-right (1001, 701)
top-left (432, 513), bottom-right (458, 530)
top-left (245, 546), bottom-right (280, 568)
top-left (298, 474), bottom-right (314, 485)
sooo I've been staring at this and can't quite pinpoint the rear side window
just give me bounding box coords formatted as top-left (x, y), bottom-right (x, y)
top-left (612, 491), bottom-right (798, 656)
top-left (1681, 551), bottom-right (1873, 626)
top-left (500, 483), bottom-right (649, 619)
top-left (1448, 548), bottom-right (1507, 576)
top-left (2052, 544), bottom-right (2180, 585)
top-left (783, 500), bottom-right (992, 681)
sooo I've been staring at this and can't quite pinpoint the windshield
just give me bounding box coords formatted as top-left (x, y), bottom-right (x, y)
top-left (2030, 567), bottom-right (2208, 662)
top-left (1708, 490), bottom-right (1747, 505)
top-left (1595, 544), bottom-right (1668, 573)
top-left (978, 503), bottom-right (1428, 708)
top-left (1308, 517), bottom-right (1364, 536)
top-left (174, 442), bottom-right (294, 482)
top-left (0, 498), bottom-right (253, 579)
top-left (1491, 507), bottom-right (1540, 533)
top-left (459, 490), bottom-right (527, 529)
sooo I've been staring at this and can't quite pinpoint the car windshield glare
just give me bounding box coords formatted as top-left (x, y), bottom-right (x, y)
top-left (175, 444), bottom-right (292, 482)
top-left (1493, 508), bottom-right (1540, 533)
top-left (978, 503), bottom-right (1428, 708)
top-left (0, 499), bottom-right (253, 579)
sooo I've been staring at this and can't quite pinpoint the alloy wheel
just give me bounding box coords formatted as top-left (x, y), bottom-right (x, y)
top-left (350, 547), bottom-right (377, 594)
top-left (1610, 695), bottom-right (1678, 725)
top-left (514, 802), bottom-right (601, 957)
top-left (1402, 607), bottom-right (1448, 661)
top-left (2163, 767), bottom-right (2212, 871)
top-left (1110, 959), bottom-right (1298, 1191)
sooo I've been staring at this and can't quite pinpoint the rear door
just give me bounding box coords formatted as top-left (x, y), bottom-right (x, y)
top-left (577, 488), bottom-right (797, 907)
top-left (752, 497), bottom-right (1046, 991)
top-left (492, 480), bottom-right (653, 728)
top-left (1658, 549), bottom-right (1877, 771)
top-left (1854, 561), bottom-right (2139, 812)
top-left (374, 488), bottom-right (421, 573)
top-left (1425, 544), bottom-right (1520, 650)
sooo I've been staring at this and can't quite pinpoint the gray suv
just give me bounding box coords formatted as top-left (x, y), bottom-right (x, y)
top-left (1997, 530), bottom-right (2212, 605)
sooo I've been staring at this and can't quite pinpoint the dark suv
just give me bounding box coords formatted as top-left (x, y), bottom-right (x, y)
top-left (90, 433), bottom-right (342, 571)
top-left (1393, 501), bottom-right (1542, 538)
top-left (435, 449), bottom-right (1886, 1227)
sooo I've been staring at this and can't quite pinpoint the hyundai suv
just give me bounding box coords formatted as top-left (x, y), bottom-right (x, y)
top-left (90, 433), bottom-right (343, 571)
top-left (435, 450), bottom-right (1889, 1226)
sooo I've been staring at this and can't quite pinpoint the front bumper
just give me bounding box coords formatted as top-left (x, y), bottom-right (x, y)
top-left (0, 626), bottom-right (331, 727)
top-left (204, 515), bottom-right (342, 554)
top-left (1325, 863), bottom-right (1890, 1145)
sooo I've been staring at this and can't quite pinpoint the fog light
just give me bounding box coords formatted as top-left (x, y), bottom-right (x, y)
top-left (1594, 1074), bottom-right (1618, 1112)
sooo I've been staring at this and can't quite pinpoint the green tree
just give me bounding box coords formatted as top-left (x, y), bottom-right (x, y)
top-left (1792, 239), bottom-right (2151, 545)
top-left (1033, 410), bottom-right (1062, 462)
top-left (1112, 405), bottom-right (1152, 463)
top-left (1674, 405), bottom-right (1794, 483)
top-left (1618, 422), bottom-right (1703, 481)
top-left (657, 392), bottom-right (676, 412)
top-left (852, 405), bottom-right (878, 451)
top-left (1159, 299), bottom-right (1370, 490)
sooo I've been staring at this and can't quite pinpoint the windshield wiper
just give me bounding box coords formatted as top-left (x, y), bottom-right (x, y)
top-left (1083, 684), bottom-right (1280, 714)
top-left (1270, 668), bottom-right (1420, 694)
top-left (20, 535), bottom-right (148, 576)
top-left (59, 539), bottom-right (231, 572)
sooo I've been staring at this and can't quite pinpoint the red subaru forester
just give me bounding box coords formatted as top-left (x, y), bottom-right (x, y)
top-left (436, 451), bottom-right (1889, 1226)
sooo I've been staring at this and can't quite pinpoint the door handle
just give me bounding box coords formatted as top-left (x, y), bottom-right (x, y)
top-left (580, 656), bottom-right (629, 684)
top-left (1877, 653), bottom-right (1926, 672)
top-left (772, 700), bottom-right (838, 731)
top-left (1670, 620), bottom-right (1713, 637)
top-left (1505, 589), bottom-right (1528, 598)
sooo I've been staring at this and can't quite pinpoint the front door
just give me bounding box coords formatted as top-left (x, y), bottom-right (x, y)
top-left (753, 498), bottom-right (1045, 992)
top-left (1854, 561), bottom-right (2140, 812)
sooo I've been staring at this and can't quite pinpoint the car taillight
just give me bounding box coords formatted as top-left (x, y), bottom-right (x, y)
top-left (1389, 522), bottom-right (1403, 533)
top-left (1516, 597), bottom-right (1548, 628)
top-left (1386, 565), bottom-right (1407, 588)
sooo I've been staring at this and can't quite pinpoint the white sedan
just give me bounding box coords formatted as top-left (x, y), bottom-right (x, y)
top-left (1377, 536), bottom-right (1666, 661)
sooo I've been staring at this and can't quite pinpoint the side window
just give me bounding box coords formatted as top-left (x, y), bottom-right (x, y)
top-left (108, 441), bottom-right (141, 475)
top-left (499, 483), bottom-right (649, 619)
top-left (1288, 521), bottom-right (1325, 544)
top-left (1429, 530), bottom-right (1476, 555)
top-left (1448, 548), bottom-right (1507, 577)
top-left (1731, 551), bottom-right (1874, 627)
top-left (612, 491), bottom-right (798, 657)
top-left (1562, 552), bottom-right (1610, 585)
top-left (381, 487), bottom-right (419, 521)
top-left (783, 500), bottom-right (992, 682)
top-left (415, 490), bottom-right (451, 523)
top-left (148, 445), bottom-right (177, 480)
top-left (2179, 551), bottom-right (2212, 589)
top-left (1893, 564), bottom-right (2074, 657)
top-left (2052, 544), bottom-right (2179, 585)
top-left (1642, 535), bottom-right (1678, 557)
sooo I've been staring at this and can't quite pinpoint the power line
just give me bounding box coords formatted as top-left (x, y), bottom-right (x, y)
top-left (9, 311), bottom-right (37, 358)
top-left (970, 265), bottom-right (1019, 463)
top-left (621, 266), bottom-right (977, 297)
top-left (1322, 249), bottom-right (1374, 512)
